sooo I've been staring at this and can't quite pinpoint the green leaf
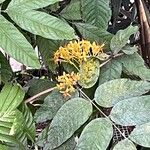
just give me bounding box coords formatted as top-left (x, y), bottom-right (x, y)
top-left (97, 53), bottom-right (110, 61)
top-left (0, 109), bottom-right (25, 149)
top-left (56, 137), bottom-right (76, 150)
top-left (63, 62), bottom-right (78, 73)
top-left (0, 83), bottom-right (25, 112)
top-left (7, 9), bottom-right (76, 40)
top-left (76, 118), bottom-right (113, 150)
top-left (129, 122), bottom-right (150, 147)
top-left (36, 36), bottom-right (63, 71)
top-left (0, 134), bottom-right (25, 150)
top-left (0, 15), bottom-right (40, 68)
top-left (35, 90), bottom-right (78, 123)
top-left (48, 2), bottom-right (60, 12)
top-left (0, 51), bottom-right (12, 83)
top-left (75, 23), bottom-right (113, 49)
top-left (0, 0), bottom-right (5, 4)
top-left (19, 104), bottom-right (36, 142)
top-left (0, 144), bottom-right (9, 150)
top-left (0, 84), bottom-right (25, 149)
top-left (0, 84), bottom-right (24, 136)
top-left (36, 125), bottom-right (49, 147)
top-left (113, 139), bottom-right (137, 150)
top-left (7, 0), bottom-right (60, 10)
top-left (27, 79), bottom-right (55, 100)
top-left (78, 58), bottom-right (100, 88)
top-left (44, 98), bottom-right (93, 149)
top-left (0, 110), bottom-right (21, 135)
top-left (37, 125), bottom-right (76, 150)
top-left (141, 148), bottom-right (150, 150)
top-left (99, 59), bottom-right (122, 85)
top-left (110, 25), bottom-right (138, 54)
top-left (122, 45), bottom-right (138, 55)
top-left (81, 0), bottom-right (111, 29)
top-left (11, 110), bottom-right (24, 134)
top-left (110, 95), bottom-right (150, 126)
top-left (95, 79), bottom-right (150, 107)
top-left (119, 53), bottom-right (150, 80)
top-left (60, 0), bottom-right (81, 20)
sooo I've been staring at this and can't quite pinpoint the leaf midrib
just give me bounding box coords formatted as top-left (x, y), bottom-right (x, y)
top-left (8, 9), bottom-right (74, 38)
top-left (8, 0), bottom-right (37, 9)
top-left (0, 21), bottom-right (37, 64)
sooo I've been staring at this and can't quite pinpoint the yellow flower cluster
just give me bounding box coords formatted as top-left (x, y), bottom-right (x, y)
top-left (54, 40), bottom-right (105, 97)
top-left (56, 72), bottom-right (80, 97)
top-left (54, 40), bottom-right (104, 65)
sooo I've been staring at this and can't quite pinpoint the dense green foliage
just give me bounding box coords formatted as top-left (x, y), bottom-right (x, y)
top-left (0, 0), bottom-right (150, 150)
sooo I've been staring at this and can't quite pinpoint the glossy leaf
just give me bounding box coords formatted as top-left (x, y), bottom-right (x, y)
top-left (48, 2), bottom-right (60, 12)
top-left (122, 45), bottom-right (138, 55)
top-left (0, 52), bottom-right (12, 83)
top-left (44, 98), bottom-right (93, 149)
top-left (99, 59), bottom-right (122, 85)
top-left (36, 125), bottom-right (49, 147)
top-left (95, 79), bottom-right (150, 107)
top-left (79, 58), bottom-right (100, 88)
top-left (110, 95), bottom-right (150, 126)
top-left (81, 0), bottom-right (111, 29)
top-left (76, 118), bottom-right (113, 150)
top-left (0, 0), bottom-right (5, 4)
top-left (60, 0), bottom-right (81, 20)
top-left (56, 137), bottom-right (76, 150)
top-left (113, 139), bottom-right (137, 150)
top-left (37, 125), bottom-right (76, 150)
top-left (19, 104), bottom-right (36, 142)
top-left (0, 84), bottom-right (25, 149)
top-left (0, 134), bottom-right (25, 150)
top-left (97, 53), bottom-right (110, 61)
top-left (129, 122), bottom-right (150, 147)
top-left (75, 23), bottom-right (113, 49)
top-left (7, 9), bottom-right (76, 40)
top-left (0, 110), bottom-right (22, 136)
top-left (27, 79), bottom-right (55, 100)
top-left (11, 110), bottom-right (26, 143)
top-left (110, 25), bottom-right (138, 54)
top-left (36, 36), bottom-right (63, 71)
top-left (0, 83), bottom-right (25, 112)
top-left (0, 15), bottom-right (40, 68)
top-left (35, 90), bottom-right (78, 123)
top-left (119, 53), bottom-right (150, 81)
top-left (0, 144), bottom-right (9, 150)
top-left (7, 0), bottom-right (60, 10)
top-left (63, 62), bottom-right (78, 73)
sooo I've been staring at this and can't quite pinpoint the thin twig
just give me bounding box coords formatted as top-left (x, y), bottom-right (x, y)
top-left (25, 87), bottom-right (56, 104)
top-left (99, 58), bottom-right (112, 68)
top-left (99, 53), bottom-right (124, 68)
top-left (0, 10), bottom-right (6, 13)
top-left (78, 87), bottom-right (127, 139)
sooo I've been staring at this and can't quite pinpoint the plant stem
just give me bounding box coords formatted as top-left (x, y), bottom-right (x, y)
top-left (77, 87), bottom-right (127, 140)
top-left (0, 10), bottom-right (6, 13)
top-left (25, 87), bottom-right (56, 103)
top-left (99, 53), bottom-right (124, 68)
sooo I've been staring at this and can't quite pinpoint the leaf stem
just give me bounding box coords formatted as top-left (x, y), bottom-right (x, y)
top-left (99, 53), bottom-right (124, 68)
top-left (0, 10), bottom-right (6, 13)
top-left (25, 87), bottom-right (56, 103)
top-left (77, 87), bottom-right (127, 139)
